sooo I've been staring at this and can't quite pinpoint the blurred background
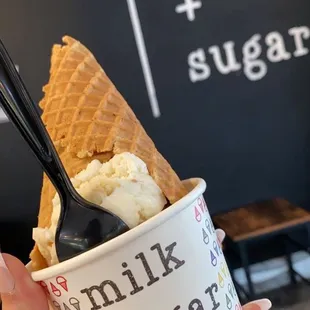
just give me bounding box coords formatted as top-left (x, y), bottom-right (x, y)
top-left (1, 0), bottom-right (310, 308)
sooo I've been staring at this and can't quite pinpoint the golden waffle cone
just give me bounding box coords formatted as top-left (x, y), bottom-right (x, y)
top-left (30, 36), bottom-right (187, 271)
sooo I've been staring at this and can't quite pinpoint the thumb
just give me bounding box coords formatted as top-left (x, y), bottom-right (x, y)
top-left (242, 299), bottom-right (272, 310)
top-left (0, 253), bottom-right (49, 310)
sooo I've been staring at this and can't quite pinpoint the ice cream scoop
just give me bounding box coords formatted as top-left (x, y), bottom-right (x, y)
top-left (0, 39), bottom-right (130, 263)
top-left (33, 152), bottom-right (167, 266)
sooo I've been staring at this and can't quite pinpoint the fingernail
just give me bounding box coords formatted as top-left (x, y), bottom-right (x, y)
top-left (216, 229), bottom-right (226, 243)
top-left (252, 299), bottom-right (272, 309)
top-left (0, 251), bottom-right (15, 294)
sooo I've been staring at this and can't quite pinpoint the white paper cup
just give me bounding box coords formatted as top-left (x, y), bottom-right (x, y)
top-left (29, 178), bottom-right (241, 310)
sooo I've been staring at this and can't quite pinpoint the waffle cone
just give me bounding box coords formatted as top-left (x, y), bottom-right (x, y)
top-left (30, 36), bottom-right (187, 270)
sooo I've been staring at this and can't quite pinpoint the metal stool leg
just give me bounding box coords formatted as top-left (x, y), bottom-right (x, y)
top-left (283, 236), bottom-right (297, 285)
top-left (238, 242), bottom-right (255, 300)
top-left (285, 252), bottom-right (297, 285)
top-left (306, 223), bottom-right (310, 251)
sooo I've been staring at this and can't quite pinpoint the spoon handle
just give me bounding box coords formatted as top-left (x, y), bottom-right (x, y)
top-left (0, 40), bottom-right (74, 198)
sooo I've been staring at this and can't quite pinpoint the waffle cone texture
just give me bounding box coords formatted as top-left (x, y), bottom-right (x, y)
top-left (30, 36), bottom-right (187, 271)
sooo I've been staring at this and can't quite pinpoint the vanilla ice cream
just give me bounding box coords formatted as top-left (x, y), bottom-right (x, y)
top-left (33, 152), bottom-right (167, 266)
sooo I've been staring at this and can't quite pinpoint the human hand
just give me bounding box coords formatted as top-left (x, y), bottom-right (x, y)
top-left (216, 229), bottom-right (272, 310)
top-left (0, 252), bottom-right (49, 310)
top-left (0, 234), bottom-right (272, 310)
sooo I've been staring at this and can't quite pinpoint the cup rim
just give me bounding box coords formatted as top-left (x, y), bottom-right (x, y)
top-left (31, 177), bottom-right (206, 281)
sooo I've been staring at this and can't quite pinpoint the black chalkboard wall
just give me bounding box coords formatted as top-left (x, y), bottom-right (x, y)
top-left (1, 0), bottom-right (310, 233)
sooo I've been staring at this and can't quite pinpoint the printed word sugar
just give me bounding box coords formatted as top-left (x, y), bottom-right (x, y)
top-left (188, 25), bottom-right (310, 82)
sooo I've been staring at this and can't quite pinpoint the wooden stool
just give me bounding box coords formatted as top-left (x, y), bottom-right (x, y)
top-left (213, 198), bottom-right (310, 300)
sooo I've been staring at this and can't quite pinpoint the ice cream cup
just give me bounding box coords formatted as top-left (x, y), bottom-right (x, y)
top-left (28, 178), bottom-right (241, 310)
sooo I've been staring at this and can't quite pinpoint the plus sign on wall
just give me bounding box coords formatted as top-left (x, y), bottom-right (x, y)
top-left (175, 0), bottom-right (202, 21)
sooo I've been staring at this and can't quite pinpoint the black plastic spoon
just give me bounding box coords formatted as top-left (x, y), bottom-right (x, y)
top-left (0, 40), bottom-right (129, 263)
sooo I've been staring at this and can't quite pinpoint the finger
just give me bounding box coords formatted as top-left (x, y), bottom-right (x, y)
top-left (242, 299), bottom-right (272, 310)
top-left (0, 253), bottom-right (49, 310)
top-left (216, 228), bottom-right (226, 244)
